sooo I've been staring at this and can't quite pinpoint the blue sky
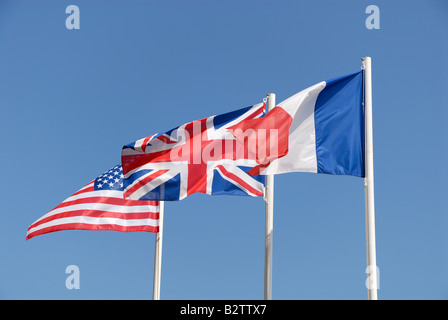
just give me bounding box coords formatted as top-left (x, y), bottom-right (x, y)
top-left (1, 0), bottom-right (447, 300)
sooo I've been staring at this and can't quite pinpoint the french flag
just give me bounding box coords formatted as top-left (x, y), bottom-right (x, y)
top-left (230, 71), bottom-right (365, 177)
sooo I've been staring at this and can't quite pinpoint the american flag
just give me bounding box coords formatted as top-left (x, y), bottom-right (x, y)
top-left (121, 103), bottom-right (266, 201)
top-left (26, 164), bottom-right (159, 240)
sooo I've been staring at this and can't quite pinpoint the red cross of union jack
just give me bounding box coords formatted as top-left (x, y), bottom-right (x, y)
top-left (121, 103), bottom-right (266, 201)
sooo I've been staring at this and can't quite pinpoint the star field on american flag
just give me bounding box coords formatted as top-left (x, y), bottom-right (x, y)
top-left (94, 164), bottom-right (124, 191)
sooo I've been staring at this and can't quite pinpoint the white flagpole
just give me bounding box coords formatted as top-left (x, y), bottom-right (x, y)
top-left (264, 93), bottom-right (275, 300)
top-left (153, 200), bottom-right (164, 300)
top-left (362, 57), bottom-right (378, 300)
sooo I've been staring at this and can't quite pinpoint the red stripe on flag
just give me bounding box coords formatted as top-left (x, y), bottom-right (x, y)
top-left (215, 165), bottom-right (264, 197)
top-left (28, 210), bottom-right (159, 230)
top-left (141, 136), bottom-right (152, 153)
top-left (55, 196), bottom-right (159, 210)
top-left (124, 169), bottom-right (169, 199)
top-left (26, 223), bottom-right (159, 240)
top-left (249, 102), bottom-right (266, 119)
top-left (157, 134), bottom-right (177, 144)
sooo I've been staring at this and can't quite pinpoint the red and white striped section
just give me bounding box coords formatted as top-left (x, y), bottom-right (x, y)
top-left (26, 181), bottom-right (159, 240)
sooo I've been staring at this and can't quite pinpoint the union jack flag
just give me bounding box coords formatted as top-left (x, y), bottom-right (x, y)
top-left (121, 103), bottom-right (266, 201)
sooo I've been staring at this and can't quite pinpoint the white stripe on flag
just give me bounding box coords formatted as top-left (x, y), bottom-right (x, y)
top-left (261, 81), bottom-right (326, 175)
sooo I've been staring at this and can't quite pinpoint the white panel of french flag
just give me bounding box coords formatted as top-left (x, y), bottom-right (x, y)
top-left (261, 71), bottom-right (365, 177)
